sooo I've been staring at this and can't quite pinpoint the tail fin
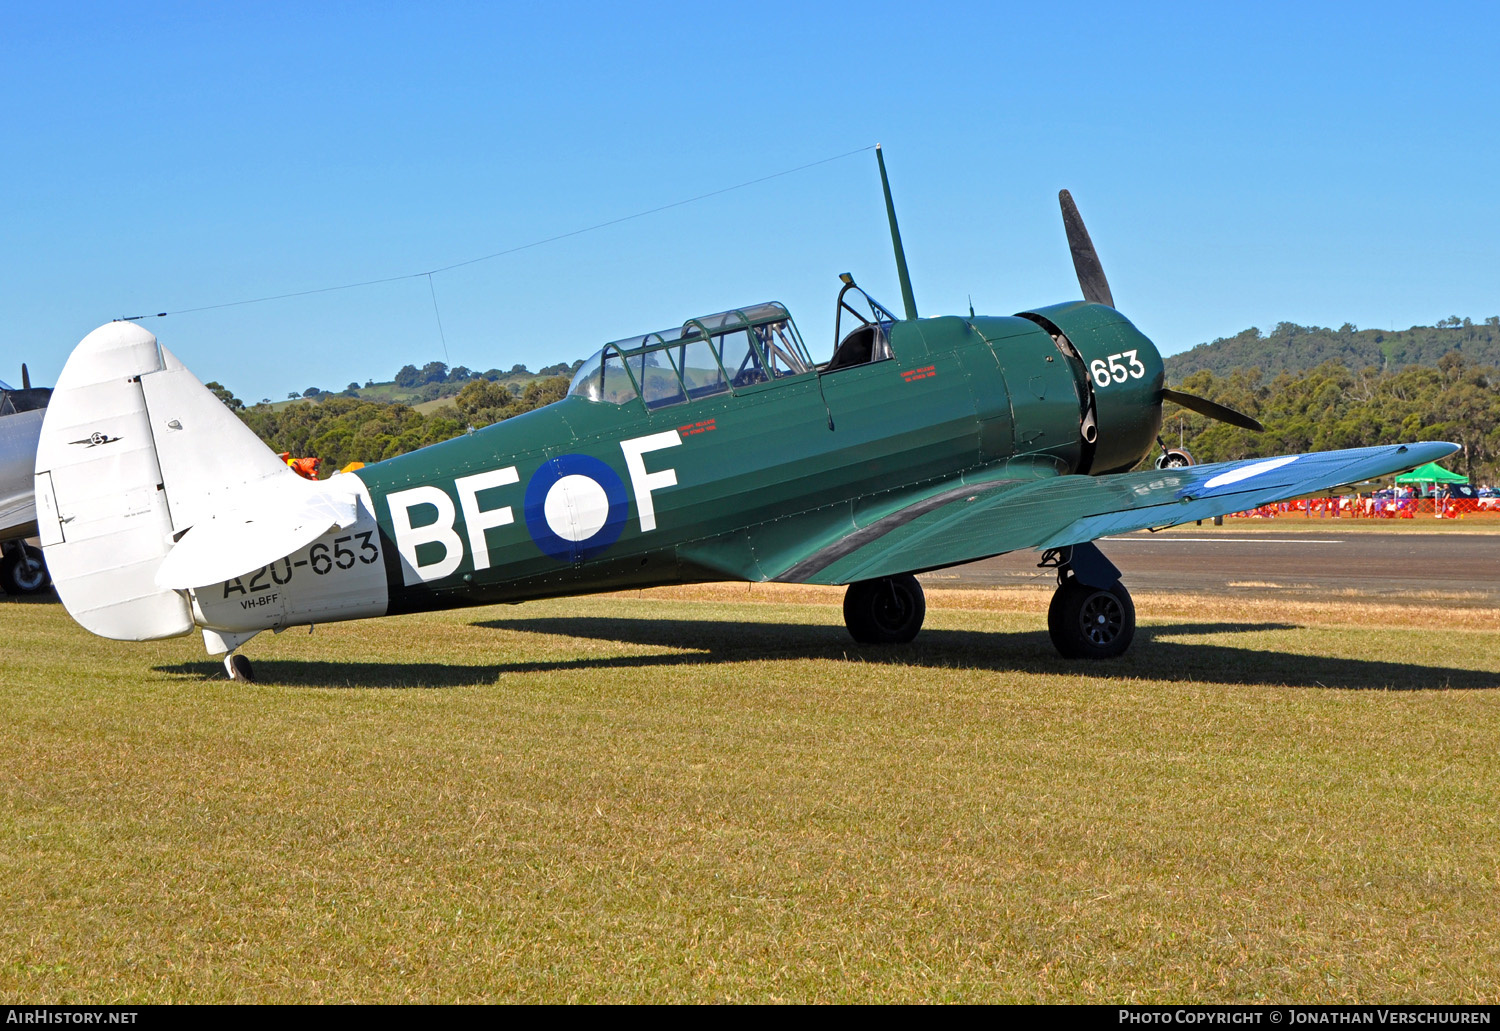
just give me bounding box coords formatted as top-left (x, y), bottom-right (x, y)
top-left (34, 322), bottom-right (295, 640)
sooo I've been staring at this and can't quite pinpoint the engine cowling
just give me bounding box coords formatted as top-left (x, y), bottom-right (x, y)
top-left (1017, 302), bottom-right (1164, 475)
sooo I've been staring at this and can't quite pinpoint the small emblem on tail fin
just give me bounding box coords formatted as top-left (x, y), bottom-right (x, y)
top-left (68, 431), bottom-right (121, 448)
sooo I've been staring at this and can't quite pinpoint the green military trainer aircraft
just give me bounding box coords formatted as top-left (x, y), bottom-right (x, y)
top-left (34, 149), bottom-right (1455, 680)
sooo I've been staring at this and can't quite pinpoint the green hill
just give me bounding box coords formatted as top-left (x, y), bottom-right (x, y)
top-left (229, 374), bottom-right (574, 470)
top-left (205, 357), bottom-right (580, 470)
top-left (250, 358), bottom-right (580, 411)
top-left (1165, 317), bottom-right (1500, 380)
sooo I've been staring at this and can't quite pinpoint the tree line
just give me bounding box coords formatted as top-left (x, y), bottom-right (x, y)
top-left (1165, 319), bottom-right (1500, 381)
top-left (231, 375), bottom-right (571, 470)
top-left (260, 359), bottom-right (581, 405)
top-left (388, 359), bottom-right (574, 390)
top-left (1159, 351), bottom-right (1499, 485)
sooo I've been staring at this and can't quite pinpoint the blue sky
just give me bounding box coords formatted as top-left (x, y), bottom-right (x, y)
top-left (6, 2), bottom-right (1498, 401)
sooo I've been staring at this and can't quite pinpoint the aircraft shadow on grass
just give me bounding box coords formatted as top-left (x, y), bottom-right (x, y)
top-left (151, 659), bottom-right (506, 689)
top-left (154, 615), bottom-right (1499, 691)
top-left (473, 615), bottom-right (1499, 692)
top-left (1, 589), bottom-right (57, 605)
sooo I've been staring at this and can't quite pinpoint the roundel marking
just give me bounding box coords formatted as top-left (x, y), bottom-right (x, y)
top-left (544, 475), bottom-right (611, 542)
top-left (523, 454), bottom-right (628, 561)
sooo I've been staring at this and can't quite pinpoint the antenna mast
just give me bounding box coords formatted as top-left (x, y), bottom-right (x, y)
top-left (876, 144), bottom-right (918, 320)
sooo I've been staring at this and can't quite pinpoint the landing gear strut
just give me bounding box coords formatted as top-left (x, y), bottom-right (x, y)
top-left (843, 573), bottom-right (926, 644)
top-left (1040, 542), bottom-right (1135, 659)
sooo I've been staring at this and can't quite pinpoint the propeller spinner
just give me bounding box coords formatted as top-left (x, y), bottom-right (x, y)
top-left (1058, 190), bottom-right (1263, 433)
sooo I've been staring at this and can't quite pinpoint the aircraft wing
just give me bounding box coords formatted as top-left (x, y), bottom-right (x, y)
top-left (774, 441), bottom-right (1459, 585)
top-left (0, 494), bottom-right (37, 542)
top-left (0, 408), bottom-right (45, 541)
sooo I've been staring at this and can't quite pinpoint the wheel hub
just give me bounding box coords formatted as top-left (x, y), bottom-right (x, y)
top-left (1079, 591), bottom-right (1124, 645)
top-left (873, 586), bottom-right (912, 631)
top-left (14, 559), bottom-right (44, 591)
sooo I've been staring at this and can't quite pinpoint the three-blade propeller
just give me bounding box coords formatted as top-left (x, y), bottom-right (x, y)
top-left (1058, 189), bottom-right (1264, 433)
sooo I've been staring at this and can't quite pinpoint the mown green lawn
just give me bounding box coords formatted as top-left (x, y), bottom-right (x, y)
top-left (2, 588), bottom-right (1498, 1003)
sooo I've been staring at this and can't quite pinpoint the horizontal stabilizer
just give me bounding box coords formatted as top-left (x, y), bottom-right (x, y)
top-left (154, 477), bottom-right (362, 590)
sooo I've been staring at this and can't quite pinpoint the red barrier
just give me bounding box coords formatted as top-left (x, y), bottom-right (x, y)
top-left (1227, 496), bottom-right (1500, 519)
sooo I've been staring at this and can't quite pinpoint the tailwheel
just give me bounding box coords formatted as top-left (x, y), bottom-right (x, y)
top-left (1048, 579), bottom-right (1135, 659)
top-left (225, 653), bottom-right (256, 683)
top-left (844, 573), bottom-right (926, 644)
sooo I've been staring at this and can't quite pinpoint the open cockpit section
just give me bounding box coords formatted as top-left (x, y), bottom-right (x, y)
top-left (826, 276), bottom-right (898, 372)
top-left (567, 302), bottom-right (813, 409)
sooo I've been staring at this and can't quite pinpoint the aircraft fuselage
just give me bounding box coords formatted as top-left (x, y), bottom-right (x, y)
top-left (189, 301), bottom-right (1164, 638)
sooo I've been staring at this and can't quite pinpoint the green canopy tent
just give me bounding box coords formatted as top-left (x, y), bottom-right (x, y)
top-left (1395, 461), bottom-right (1468, 485)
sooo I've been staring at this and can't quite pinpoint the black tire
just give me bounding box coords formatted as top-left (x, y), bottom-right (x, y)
top-left (844, 574), bottom-right (926, 644)
top-left (1047, 579), bottom-right (1135, 659)
top-left (1, 548), bottom-right (50, 595)
top-left (226, 655), bottom-right (255, 683)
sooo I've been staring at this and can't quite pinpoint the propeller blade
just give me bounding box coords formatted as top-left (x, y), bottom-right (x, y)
top-left (21, 364), bottom-right (30, 390)
top-left (1058, 189), bottom-right (1114, 308)
top-left (1161, 388), bottom-right (1264, 432)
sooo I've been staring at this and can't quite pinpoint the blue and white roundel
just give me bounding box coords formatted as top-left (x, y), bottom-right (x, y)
top-left (523, 454), bottom-right (629, 561)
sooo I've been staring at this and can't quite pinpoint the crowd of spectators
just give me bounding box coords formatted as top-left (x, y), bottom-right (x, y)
top-left (1235, 482), bottom-right (1498, 519)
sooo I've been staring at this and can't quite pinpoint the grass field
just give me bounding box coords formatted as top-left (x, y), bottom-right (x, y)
top-left (3, 585), bottom-right (1499, 1003)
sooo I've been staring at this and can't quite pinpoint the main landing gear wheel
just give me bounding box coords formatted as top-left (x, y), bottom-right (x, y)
top-left (1, 546), bottom-right (50, 595)
top-left (1048, 579), bottom-right (1135, 659)
top-left (225, 654), bottom-right (256, 683)
top-left (844, 573), bottom-right (926, 644)
top-left (1155, 447), bottom-right (1194, 469)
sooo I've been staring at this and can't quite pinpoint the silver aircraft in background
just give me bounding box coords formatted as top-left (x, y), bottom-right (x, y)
top-left (0, 366), bottom-right (52, 594)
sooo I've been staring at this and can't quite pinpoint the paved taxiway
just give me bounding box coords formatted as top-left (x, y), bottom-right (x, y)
top-left (928, 528), bottom-right (1500, 605)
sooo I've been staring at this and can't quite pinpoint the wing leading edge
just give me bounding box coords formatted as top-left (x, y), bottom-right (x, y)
top-left (773, 441), bottom-right (1460, 585)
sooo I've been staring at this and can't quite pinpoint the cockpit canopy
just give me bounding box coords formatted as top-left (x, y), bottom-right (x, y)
top-left (0, 381), bottom-right (50, 416)
top-left (568, 302), bottom-right (813, 408)
top-left (827, 280), bottom-right (898, 371)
